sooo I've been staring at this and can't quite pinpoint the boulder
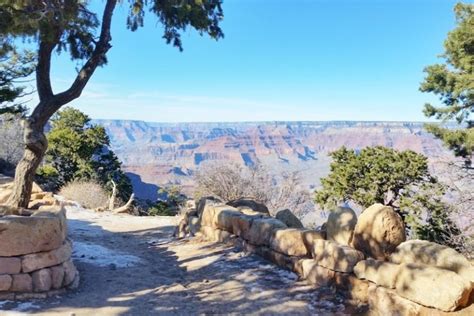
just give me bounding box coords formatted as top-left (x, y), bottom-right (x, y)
top-left (312, 239), bottom-right (364, 273)
top-left (394, 263), bottom-right (472, 312)
top-left (0, 208), bottom-right (67, 257)
top-left (50, 265), bottom-right (65, 289)
top-left (302, 230), bottom-right (326, 256)
top-left (227, 199), bottom-right (270, 215)
top-left (269, 228), bottom-right (308, 256)
top-left (275, 209), bottom-right (304, 229)
top-left (326, 206), bottom-right (357, 246)
top-left (32, 268), bottom-right (52, 292)
top-left (196, 197), bottom-right (222, 217)
top-left (215, 209), bottom-right (243, 233)
top-left (0, 257), bottom-right (21, 274)
top-left (0, 275), bottom-right (12, 291)
top-left (62, 259), bottom-right (78, 286)
top-left (10, 274), bottom-right (33, 292)
top-left (351, 204), bottom-right (405, 260)
top-left (389, 239), bottom-right (474, 285)
top-left (0, 188), bottom-right (12, 204)
top-left (188, 216), bottom-right (201, 235)
top-left (300, 259), bottom-right (335, 286)
top-left (353, 258), bottom-right (400, 288)
top-left (246, 218), bottom-right (287, 246)
top-left (200, 203), bottom-right (218, 227)
top-left (231, 214), bottom-right (254, 238)
top-left (21, 240), bottom-right (72, 273)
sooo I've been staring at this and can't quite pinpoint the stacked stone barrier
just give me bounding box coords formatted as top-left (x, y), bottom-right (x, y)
top-left (183, 198), bottom-right (474, 315)
top-left (0, 207), bottom-right (79, 300)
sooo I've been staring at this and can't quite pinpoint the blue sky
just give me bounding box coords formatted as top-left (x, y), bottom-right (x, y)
top-left (29, 0), bottom-right (460, 122)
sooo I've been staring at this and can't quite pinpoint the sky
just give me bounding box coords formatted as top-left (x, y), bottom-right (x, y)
top-left (26, 0), bottom-right (462, 122)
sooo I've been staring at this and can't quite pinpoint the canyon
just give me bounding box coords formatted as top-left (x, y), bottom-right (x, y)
top-left (96, 120), bottom-right (452, 201)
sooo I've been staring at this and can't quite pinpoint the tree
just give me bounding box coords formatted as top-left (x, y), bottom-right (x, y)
top-left (314, 146), bottom-right (461, 246)
top-left (0, 49), bottom-right (35, 115)
top-left (420, 3), bottom-right (474, 166)
top-left (0, 0), bottom-right (224, 208)
top-left (37, 107), bottom-right (132, 202)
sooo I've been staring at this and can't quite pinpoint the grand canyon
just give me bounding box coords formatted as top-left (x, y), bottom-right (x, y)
top-left (96, 120), bottom-right (453, 201)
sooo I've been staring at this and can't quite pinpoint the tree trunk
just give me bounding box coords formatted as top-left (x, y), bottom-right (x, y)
top-left (7, 120), bottom-right (48, 208)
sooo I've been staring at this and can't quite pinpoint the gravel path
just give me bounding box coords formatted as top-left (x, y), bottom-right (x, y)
top-left (0, 206), bottom-right (357, 315)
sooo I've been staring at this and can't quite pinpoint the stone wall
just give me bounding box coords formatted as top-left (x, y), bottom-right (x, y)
top-left (0, 207), bottom-right (79, 300)
top-left (185, 198), bottom-right (474, 315)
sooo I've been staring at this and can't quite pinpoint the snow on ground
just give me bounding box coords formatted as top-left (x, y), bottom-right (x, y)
top-left (73, 241), bottom-right (143, 268)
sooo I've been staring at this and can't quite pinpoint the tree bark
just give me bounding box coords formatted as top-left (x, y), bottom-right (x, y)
top-left (6, 119), bottom-right (48, 208)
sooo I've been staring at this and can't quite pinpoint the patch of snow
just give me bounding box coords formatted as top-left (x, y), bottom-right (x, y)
top-left (14, 301), bottom-right (40, 311)
top-left (73, 241), bottom-right (143, 268)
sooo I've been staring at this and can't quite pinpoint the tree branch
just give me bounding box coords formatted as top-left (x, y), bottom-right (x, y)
top-left (31, 0), bottom-right (118, 127)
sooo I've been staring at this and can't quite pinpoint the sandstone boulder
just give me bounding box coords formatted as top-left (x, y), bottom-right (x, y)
top-left (10, 274), bottom-right (33, 292)
top-left (275, 209), bottom-right (304, 229)
top-left (246, 218), bottom-right (287, 246)
top-left (231, 214), bottom-right (254, 238)
top-left (300, 259), bottom-right (335, 286)
top-left (0, 210), bottom-right (67, 257)
top-left (50, 265), bottom-right (65, 289)
top-left (21, 240), bottom-right (72, 273)
top-left (215, 208), bottom-right (243, 233)
top-left (32, 268), bottom-right (52, 292)
top-left (312, 239), bottom-right (364, 273)
top-left (62, 259), bottom-right (78, 286)
top-left (326, 206), bottom-right (357, 246)
top-left (269, 228), bottom-right (308, 256)
top-left (351, 204), bottom-right (405, 260)
top-left (389, 239), bottom-right (474, 286)
top-left (0, 275), bottom-right (12, 291)
top-left (196, 197), bottom-right (222, 217)
top-left (227, 199), bottom-right (270, 215)
top-left (188, 216), bottom-right (201, 235)
top-left (394, 263), bottom-right (472, 312)
top-left (353, 258), bottom-right (400, 288)
top-left (0, 257), bottom-right (21, 274)
top-left (302, 230), bottom-right (325, 257)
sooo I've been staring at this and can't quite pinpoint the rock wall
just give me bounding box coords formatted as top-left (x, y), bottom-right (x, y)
top-left (0, 207), bottom-right (79, 300)
top-left (185, 198), bottom-right (474, 315)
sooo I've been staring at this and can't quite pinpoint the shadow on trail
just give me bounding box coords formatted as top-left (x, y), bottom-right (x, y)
top-left (1, 216), bottom-right (352, 315)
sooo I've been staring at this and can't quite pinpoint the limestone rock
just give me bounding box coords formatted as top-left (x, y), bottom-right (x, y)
top-left (389, 239), bottom-right (474, 285)
top-left (50, 265), bottom-right (65, 289)
top-left (275, 209), bottom-right (304, 229)
top-left (0, 257), bottom-right (21, 274)
top-left (0, 210), bottom-right (67, 257)
top-left (246, 218), bottom-right (287, 246)
top-left (21, 240), bottom-right (72, 273)
top-left (302, 230), bottom-right (325, 257)
top-left (227, 199), bottom-right (270, 215)
top-left (62, 259), bottom-right (78, 286)
top-left (10, 274), bottom-right (33, 292)
top-left (32, 268), bottom-right (52, 292)
top-left (188, 216), bottom-right (201, 235)
top-left (0, 275), bottom-right (12, 291)
top-left (270, 228), bottom-right (308, 256)
top-left (394, 263), bottom-right (472, 312)
top-left (326, 206), bottom-right (357, 246)
top-left (353, 258), bottom-right (400, 288)
top-left (0, 188), bottom-right (12, 204)
top-left (351, 204), bottom-right (405, 260)
top-left (300, 259), bottom-right (335, 286)
top-left (312, 239), bottom-right (364, 273)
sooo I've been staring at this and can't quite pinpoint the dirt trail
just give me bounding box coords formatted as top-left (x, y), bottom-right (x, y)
top-left (1, 206), bottom-right (355, 315)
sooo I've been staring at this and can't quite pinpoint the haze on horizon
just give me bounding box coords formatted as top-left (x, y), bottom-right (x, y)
top-left (26, 0), bottom-right (459, 123)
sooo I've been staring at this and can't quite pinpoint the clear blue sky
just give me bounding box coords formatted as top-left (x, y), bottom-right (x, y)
top-left (30, 0), bottom-right (461, 122)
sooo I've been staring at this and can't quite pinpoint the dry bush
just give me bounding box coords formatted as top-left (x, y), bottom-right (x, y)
top-left (194, 162), bottom-right (312, 216)
top-left (59, 180), bottom-right (109, 209)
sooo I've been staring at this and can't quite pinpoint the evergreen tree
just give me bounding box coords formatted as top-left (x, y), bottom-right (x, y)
top-left (420, 3), bottom-right (474, 166)
top-left (38, 107), bottom-right (132, 202)
top-left (315, 146), bottom-right (461, 247)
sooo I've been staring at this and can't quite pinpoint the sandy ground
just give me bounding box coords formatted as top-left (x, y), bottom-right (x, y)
top-left (0, 205), bottom-right (361, 315)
